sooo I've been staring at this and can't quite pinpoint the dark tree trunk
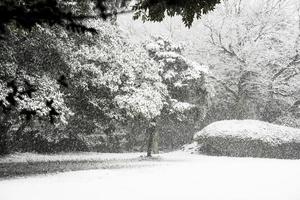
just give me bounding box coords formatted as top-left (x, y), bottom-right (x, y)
top-left (11, 120), bottom-right (30, 151)
top-left (152, 131), bottom-right (159, 154)
top-left (0, 122), bottom-right (11, 155)
top-left (147, 131), bottom-right (154, 157)
top-left (146, 119), bottom-right (157, 157)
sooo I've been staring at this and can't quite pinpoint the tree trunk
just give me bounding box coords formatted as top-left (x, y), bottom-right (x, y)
top-left (0, 122), bottom-right (11, 155)
top-left (147, 131), bottom-right (154, 157)
top-left (152, 131), bottom-right (159, 154)
top-left (12, 120), bottom-right (30, 151)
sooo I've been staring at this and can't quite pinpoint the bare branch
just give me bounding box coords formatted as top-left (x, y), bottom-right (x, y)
top-left (272, 55), bottom-right (300, 81)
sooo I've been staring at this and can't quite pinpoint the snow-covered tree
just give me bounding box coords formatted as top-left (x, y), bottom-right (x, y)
top-left (144, 37), bottom-right (213, 150)
top-left (0, 25), bottom-right (73, 154)
top-left (196, 0), bottom-right (300, 122)
top-left (56, 19), bottom-right (167, 152)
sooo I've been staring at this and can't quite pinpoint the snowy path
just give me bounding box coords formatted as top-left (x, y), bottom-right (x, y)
top-left (1, 152), bottom-right (300, 200)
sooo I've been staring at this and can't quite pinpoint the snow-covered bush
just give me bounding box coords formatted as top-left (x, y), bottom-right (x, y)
top-left (193, 120), bottom-right (300, 159)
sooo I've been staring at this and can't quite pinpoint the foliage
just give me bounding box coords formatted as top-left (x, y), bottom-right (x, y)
top-left (0, 0), bottom-right (220, 38)
top-left (0, 0), bottom-right (110, 37)
top-left (49, 19), bottom-right (169, 153)
top-left (143, 37), bottom-right (213, 149)
top-left (0, 0), bottom-right (222, 154)
top-left (0, 24), bottom-right (78, 154)
top-left (133, 0), bottom-right (221, 27)
top-left (59, 19), bottom-right (166, 123)
top-left (0, 14), bottom-right (172, 154)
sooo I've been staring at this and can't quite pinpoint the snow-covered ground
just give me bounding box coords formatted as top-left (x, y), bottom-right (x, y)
top-left (0, 152), bottom-right (143, 163)
top-left (1, 151), bottom-right (300, 200)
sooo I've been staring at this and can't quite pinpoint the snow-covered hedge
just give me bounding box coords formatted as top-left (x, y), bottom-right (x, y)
top-left (192, 120), bottom-right (300, 159)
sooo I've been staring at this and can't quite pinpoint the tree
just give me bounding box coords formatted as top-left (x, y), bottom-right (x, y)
top-left (56, 18), bottom-right (167, 153)
top-left (0, 0), bottom-right (221, 155)
top-left (146, 119), bottom-right (156, 157)
top-left (0, 19), bottom-right (168, 154)
top-left (195, 0), bottom-right (300, 123)
top-left (144, 36), bottom-right (213, 151)
top-left (0, 25), bottom-right (73, 154)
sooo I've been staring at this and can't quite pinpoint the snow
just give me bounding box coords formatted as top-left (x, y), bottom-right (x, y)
top-left (156, 51), bottom-right (185, 60)
top-left (173, 101), bottom-right (195, 112)
top-left (145, 43), bottom-right (161, 52)
top-left (185, 59), bottom-right (210, 74)
top-left (194, 120), bottom-right (300, 145)
top-left (181, 141), bottom-right (199, 153)
top-left (1, 151), bottom-right (300, 200)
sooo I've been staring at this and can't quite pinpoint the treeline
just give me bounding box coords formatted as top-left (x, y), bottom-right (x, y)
top-left (0, 17), bottom-right (211, 155)
top-left (0, 0), bottom-right (222, 156)
top-left (0, 0), bottom-right (299, 155)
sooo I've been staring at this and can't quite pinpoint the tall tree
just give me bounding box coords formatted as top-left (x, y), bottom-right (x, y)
top-left (144, 37), bottom-right (213, 151)
top-left (196, 0), bottom-right (300, 122)
top-left (57, 18), bottom-right (166, 152)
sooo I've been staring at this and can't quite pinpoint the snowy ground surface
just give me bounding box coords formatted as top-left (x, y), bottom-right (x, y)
top-left (0, 152), bottom-right (143, 163)
top-left (1, 151), bottom-right (300, 200)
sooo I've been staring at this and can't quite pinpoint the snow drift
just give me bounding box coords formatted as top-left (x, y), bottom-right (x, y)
top-left (193, 120), bottom-right (300, 159)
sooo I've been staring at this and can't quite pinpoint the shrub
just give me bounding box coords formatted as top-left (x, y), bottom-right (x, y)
top-left (193, 120), bottom-right (300, 159)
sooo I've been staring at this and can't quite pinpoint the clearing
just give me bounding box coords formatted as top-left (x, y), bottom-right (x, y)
top-left (1, 151), bottom-right (300, 200)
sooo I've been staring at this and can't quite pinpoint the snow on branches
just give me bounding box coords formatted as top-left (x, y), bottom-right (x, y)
top-left (145, 36), bottom-right (212, 115)
top-left (59, 20), bottom-right (166, 121)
